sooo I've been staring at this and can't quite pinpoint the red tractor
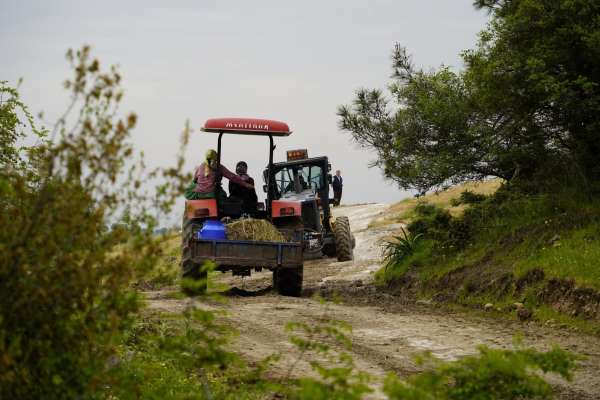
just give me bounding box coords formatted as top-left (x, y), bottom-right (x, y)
top-left (181, 118), bottom-right (353, 296)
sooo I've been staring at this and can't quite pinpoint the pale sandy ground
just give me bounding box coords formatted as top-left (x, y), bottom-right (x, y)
top-left (144, 203), bottom-right (600, 399)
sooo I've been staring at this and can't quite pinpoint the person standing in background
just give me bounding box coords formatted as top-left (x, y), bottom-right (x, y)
top-left (332, 169), bottom-right (343, 206)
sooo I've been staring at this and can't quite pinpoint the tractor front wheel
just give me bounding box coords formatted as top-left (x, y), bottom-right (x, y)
top-left (334, 216), bottom-right (353, 261)
top-left (273, 266), bottom-right (303, 297)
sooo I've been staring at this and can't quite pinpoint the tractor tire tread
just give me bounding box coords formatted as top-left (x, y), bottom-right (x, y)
top-left (181, 213), bottom-right (207, 293)
top-left (334, 216), bottom-right (353, 262)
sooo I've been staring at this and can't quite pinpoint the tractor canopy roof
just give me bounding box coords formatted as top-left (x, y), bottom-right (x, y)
top-left (272, 156), bottom-right (329, 169)
top-left (202, 118), bottom-right (291, 136)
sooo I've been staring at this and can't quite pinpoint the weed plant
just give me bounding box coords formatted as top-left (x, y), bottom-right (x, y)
top-left (382, 227), bottom-right (423, 272)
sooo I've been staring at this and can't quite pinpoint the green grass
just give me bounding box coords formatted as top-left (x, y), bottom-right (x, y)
top-left (377, 240), bottom-right (435, 283)
top-left (535, 305), bottom-right (600, 336)
top-left (515, 224), bottom-right (600, 289)
top-left (377, 183), bottom-right (600, 332)
top-left (105, 310), bottom-right (277, 400)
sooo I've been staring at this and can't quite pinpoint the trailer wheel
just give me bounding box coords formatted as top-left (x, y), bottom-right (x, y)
top-left (334, 216), bottom-right (353, 261)
top-left (273, 265), bottom-right (303, 297)
top-left (181, 214), bottom-right (207, 294)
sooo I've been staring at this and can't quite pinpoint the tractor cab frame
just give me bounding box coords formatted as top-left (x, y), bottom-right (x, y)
top-left (264, 150), bottom-right (354, 261)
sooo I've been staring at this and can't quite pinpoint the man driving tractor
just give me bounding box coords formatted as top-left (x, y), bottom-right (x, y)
top-left (185, 149), bottom-right (253, 200)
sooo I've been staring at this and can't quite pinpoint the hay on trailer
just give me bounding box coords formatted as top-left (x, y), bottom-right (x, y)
top-left (226, 218), bottom-right (286, 242)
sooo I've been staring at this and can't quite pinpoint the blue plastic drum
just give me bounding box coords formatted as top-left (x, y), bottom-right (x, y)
top-left (197, 220), bottom-right (227, 240)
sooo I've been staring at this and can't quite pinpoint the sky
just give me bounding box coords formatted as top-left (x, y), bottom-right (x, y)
top-left (1, 0), bottom-right (488, 209)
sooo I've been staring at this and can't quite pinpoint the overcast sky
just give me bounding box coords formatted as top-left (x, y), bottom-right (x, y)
top-left (1, 0), bottom-right (488, 207)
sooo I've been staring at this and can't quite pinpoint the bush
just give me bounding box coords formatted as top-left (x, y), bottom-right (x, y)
top-left (451, 190), bottom-right (488, 206)
top-left (413, 202), bottom-right (440, 217)
top-left (460, 190), bottom-right (487, 205)
top-left (384, 344), bottom-right (578, 400)
top-left (407, 200), bottom-right (477, 251)
top-left (407, 203), bottom-right (460, 248)
top-left (0, 47), bottom-right (190, 399)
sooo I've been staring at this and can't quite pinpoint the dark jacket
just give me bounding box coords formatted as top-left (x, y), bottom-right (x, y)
top-left (332, 175), bottom-right (343, 191)
top-left (229, 175), bottom-right (258, 211)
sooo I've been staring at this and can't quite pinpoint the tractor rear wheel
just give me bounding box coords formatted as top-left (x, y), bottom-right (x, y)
top-left (334, 216), bottom-right (353, 261)
top-left (181, 214), bottom-right (207, 293)
top-left (273, 266), bottom-right (303, 297)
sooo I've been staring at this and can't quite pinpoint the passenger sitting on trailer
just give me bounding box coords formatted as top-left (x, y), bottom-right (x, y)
top-left (185, 149), bottom-right (253, 200)
top-left (229, 161), bottom-right (258, 213)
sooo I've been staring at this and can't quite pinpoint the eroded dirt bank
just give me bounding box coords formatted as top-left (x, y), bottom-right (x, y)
top-left (144, 204), bottom-right (600, 399)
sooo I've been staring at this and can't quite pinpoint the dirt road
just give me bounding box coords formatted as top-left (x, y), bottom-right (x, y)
top-left (145, 204), bottom-right (600, 399)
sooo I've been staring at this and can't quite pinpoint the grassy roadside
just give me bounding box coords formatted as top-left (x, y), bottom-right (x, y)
top-left (103, 232), bottom-right (284, 399)
top-left (133, 233), bottom-right (181, 290)
top-left (376, 180), bottom-right (600, 335)
top-left (103, 308), bottom-right (280, 400)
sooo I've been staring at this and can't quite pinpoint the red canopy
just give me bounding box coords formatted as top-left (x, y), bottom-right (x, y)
top-left (202, 118), bottom-right (292, 136)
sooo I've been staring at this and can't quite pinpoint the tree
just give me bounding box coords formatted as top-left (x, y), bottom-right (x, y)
top-left (468, 0), bottom-right (600, 185)
top-left (338, 0), bottom-right (600, 194)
